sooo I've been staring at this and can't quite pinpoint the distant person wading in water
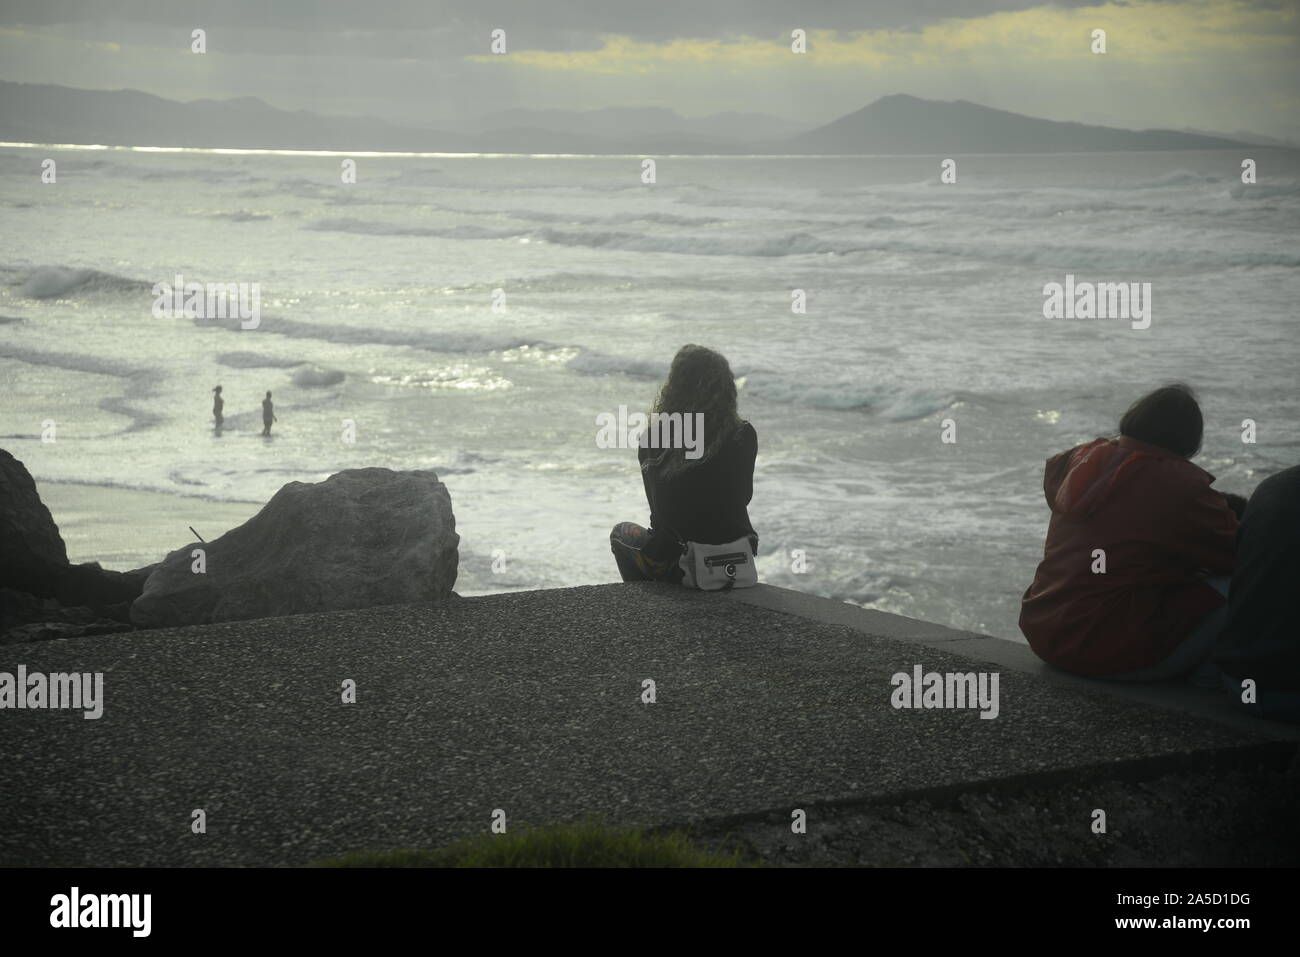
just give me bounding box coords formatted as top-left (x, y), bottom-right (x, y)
top-left (610, 344), bottom-right (758, 586)
top-left (212, 385), bottom-right (223, 432)
top-left (261, 391), bottom-right (277, 436)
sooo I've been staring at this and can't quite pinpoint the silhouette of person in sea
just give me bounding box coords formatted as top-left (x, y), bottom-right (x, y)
top-left (261, 390), bottom-right (277, 437)
top-left (212, 385), bottom-right (224, 433)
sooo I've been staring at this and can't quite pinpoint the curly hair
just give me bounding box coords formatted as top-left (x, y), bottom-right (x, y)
top-left (642, 344), bottom-right (743, 478)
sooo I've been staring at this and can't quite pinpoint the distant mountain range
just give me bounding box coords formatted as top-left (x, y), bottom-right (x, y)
top-left (795, 94), bottom-right (1252, 153)
top-left (0, 81), bottom-right (1268, 154)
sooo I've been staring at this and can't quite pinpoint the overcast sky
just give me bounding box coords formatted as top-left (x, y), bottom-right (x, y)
top-left (1, 0), bottom-right (1297, 138)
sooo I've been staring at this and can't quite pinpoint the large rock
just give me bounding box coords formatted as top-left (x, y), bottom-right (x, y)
top-left (0, 449), bottom-right (148, 621)
top-left (1, 447), bottom-right (68, 572)
top-left (131, 468), bottom-right (459, 628)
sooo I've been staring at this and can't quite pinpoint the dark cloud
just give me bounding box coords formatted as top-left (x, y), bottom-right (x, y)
top-left (3, 0), bottom-right (1109, 48)
top-left (0, 1), bottom-right (1293, 139)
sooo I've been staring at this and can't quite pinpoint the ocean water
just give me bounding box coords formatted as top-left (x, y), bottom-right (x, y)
top-left (2, 146), bottom-right (1298, 640)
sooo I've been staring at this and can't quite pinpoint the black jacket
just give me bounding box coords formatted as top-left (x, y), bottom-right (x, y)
top-left (1216, 464), bottom-right (1300, 692)
top-left (638, 421), bottom-right (758, 562)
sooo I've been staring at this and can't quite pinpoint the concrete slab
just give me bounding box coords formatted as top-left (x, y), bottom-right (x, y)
top-left (727, 585), bottom-right (1300, 743)
top-left (0, 583), bottom-right (1290, 866)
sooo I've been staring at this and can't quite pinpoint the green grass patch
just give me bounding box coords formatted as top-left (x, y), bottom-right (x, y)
top-left (312, 821), bottom-right (748, 868)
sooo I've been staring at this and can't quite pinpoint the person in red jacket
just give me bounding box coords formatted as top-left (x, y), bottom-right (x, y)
top-left (1020, 384), bottom-right (1238, 680)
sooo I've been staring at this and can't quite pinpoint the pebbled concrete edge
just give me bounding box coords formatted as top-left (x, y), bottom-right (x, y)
top-left (657, 740), bottom-right (1298, 840)
top-left (722, 584), bottom-right (1300, 744)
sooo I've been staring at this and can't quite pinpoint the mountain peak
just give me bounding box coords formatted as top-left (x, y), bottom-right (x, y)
top-left (799, 93), bottom-right (1249, 153)
top-left (871, 93), bottom-right (925, 105)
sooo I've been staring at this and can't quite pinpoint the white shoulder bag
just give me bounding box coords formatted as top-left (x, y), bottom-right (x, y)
top-left (677, 536), bottom-right (758, 591)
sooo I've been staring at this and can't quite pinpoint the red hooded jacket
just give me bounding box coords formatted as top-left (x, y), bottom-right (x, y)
top-left (1019, 436), bottom-right (1237, 676)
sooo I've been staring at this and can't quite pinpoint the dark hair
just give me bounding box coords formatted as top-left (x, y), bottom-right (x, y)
top-left (1119, 383), bottom-right (1202, 458)
top-left (643, 344), bottom-right (742, 477)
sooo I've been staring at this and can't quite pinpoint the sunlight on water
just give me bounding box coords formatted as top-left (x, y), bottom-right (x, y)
top-left (3, 144), bottom-right (1298, 639)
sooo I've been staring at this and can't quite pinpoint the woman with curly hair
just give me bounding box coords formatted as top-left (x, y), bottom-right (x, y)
top-left (610, 344), bottom-right (758, 585)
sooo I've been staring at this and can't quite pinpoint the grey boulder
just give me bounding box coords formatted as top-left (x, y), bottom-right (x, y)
top-left (0, 449), bottom-right (148, 617)
top-left (131, 468), bottom-right (459, 627)
top-left (0, 447), bottom-right (67, 570)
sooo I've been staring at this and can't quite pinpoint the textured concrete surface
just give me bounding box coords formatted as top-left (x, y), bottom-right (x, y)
top-left (726, 586), bottom-right (1300, 743)
top-left (0, 583), bottom-right (1291, 866)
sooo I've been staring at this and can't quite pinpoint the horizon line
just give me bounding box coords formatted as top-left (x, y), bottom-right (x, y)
top-left (0, 141), bottom-right (1271, 159)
